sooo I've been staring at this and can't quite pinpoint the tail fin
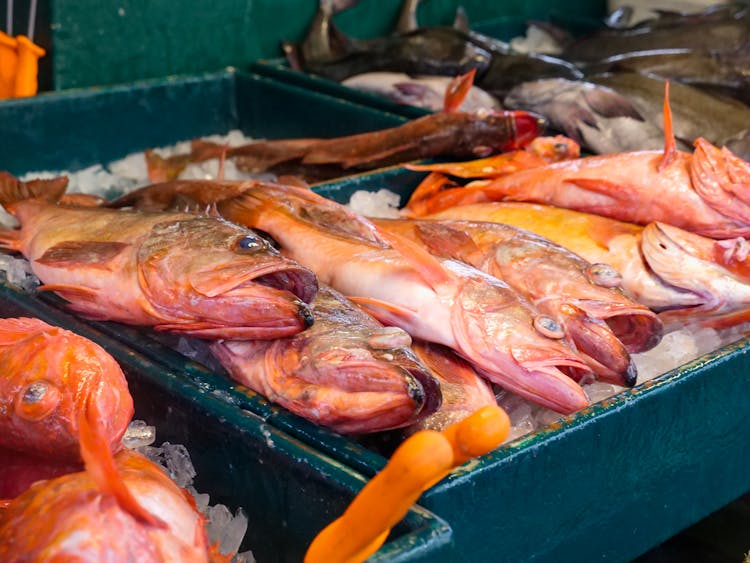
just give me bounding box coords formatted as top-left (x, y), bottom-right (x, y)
top-left (78, 405), bottom-right (166, 528)
top-left (0, 171), bottom-right (68, 213)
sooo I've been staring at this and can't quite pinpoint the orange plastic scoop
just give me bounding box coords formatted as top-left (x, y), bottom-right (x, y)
top-left (305, 405), bottom-right (510, 563)
top-left (0, 32), bottom-right (17, 99)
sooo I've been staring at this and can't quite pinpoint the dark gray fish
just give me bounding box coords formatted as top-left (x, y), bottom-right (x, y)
top-left (590, 47), bottom-right (750, 105)
top-left (477, 52), bottom-right (584, 99)
top-left (563, 3), bottom-right (750, 62)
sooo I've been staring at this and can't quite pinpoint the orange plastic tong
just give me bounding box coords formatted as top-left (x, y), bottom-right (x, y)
top-left (305, 405), bottom-right (511, 563)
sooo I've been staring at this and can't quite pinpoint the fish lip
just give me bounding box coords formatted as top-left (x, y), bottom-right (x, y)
top-left (236, 263), bottom-right (319, 303)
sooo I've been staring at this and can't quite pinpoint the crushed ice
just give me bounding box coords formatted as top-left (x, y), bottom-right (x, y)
top-left (137, 437), bottom-right (252, 561)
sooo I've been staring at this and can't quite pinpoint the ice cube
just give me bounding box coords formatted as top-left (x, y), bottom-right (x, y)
top-left (123, 419), bottom-right (157, 449)
top-left (347, 189), bottom-right (402, 218)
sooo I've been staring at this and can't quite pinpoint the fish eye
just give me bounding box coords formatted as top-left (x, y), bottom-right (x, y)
top-left (534, 315), bottom-right (565, 339)
top-left (15, 380), bottom-right (62, 421)
top-left (234, 235), bottom-right (265, 253)
top-left (587, 263), bottom-right (622, 288)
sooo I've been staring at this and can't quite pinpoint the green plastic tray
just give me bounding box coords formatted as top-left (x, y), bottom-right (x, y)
top-left (0, 69), bottom-right (454, 562)
top-left (35, 0), bottom-right (605, 90)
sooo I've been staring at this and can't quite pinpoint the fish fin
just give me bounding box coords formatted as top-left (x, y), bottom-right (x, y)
top-left (144, 150), bottom-right (189, 183)
top-left (566, 177), bottom-right (628, 198)
top-left (0, 317), bottom-right (53, 345)
top-left (659, 81), bottom-right (678, 172)
top-left (37, 283), bottom-right (99, 298)
top-left (0, 171), bottom-right (68, 213)
top-left (349, 296), bottom-right (420, 325)
top-left (191, 139), bottom-right (229, 162)
top-left (209, 542), bottom-right (235, 563)
top-left (277, 175), bottom-right (311, 189)
top-left (443, 69), bottom-right (476, 113)
top-left (413, 222), bottom-right (483, 264)
top-left (59, 193), bottom-right (107, 207)
top-left (374, 226), bottom-right (455, 289)
top-left (395, 0), bottom-right (420, 33)
top-left (453, 6), bottom-right (469, 32)
top-left (0, 229), bottom-right (22, 252)
top-left (78, 405), bottom-right (166, 528)
top-left (35, 241), bottom-right (131, 270)
top-left (402, 173), bottom-right (460, 217)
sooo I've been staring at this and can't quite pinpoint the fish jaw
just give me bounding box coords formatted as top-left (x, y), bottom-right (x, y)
top-left (642, 222), bottom-right (750, 322)
top-left (138, 218), bottom-right (318, 339)
top-left (211, 337), bottom-right (438, 434)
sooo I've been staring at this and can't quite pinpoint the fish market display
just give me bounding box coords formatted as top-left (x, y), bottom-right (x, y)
top-left (428, 203), bottom-right (750, 330)
top-left (0, 172), bottom-right (318, 338)
top-left (0, 447), bottom-right (214, 562)
top-left (341, 72), bottom-right (501, 112)
top-left (0, 316), bottom-right (133, 461)
top-left (145, 105), bottom-right (544, 184)
top-left (374, 217), bottom-right (662, 386)
top-left (112, 180), bottom-right (594, 414)
top-left (210, 285), bottom-right (441, 434)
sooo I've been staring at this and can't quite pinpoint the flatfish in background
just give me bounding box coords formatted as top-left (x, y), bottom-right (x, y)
top-left (341, 72), bottom-right (501, 112)
top-left (210, 285), bottom-right (441, 434)
top-left (563, 2), bottom-right (750, 62)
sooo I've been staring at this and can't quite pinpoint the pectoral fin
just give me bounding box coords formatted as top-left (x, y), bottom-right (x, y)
top-left (349, 296), bottom-right (420, 327)
top-left (36, 241), bottom-right (130, 270)
top-left (414, 222), bottom-right (482, 264)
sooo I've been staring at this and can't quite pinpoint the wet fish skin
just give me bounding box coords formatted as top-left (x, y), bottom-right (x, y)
top-left (375, 217), bottom-right (660, 385)
top-left (407, 341), bottom-right (496, 433)
top-left (0, 173), bottom-right (318, 340)
top-left (113, 180), bottom-right (592, 414)
top-left (0, 449), bottom-right (212, 562)
top-left (428, 202), bottom-right (750, 330)
top-left (210, 285), bottom-right (442, 434)
top-left (0, 447), bottom-right (82, 499)
top-left (0, 317), bottom-right (133, 462)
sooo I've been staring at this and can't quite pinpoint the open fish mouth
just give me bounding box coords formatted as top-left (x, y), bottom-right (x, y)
top-left (565, 299), bottom-right (663, 354)
top-left (213, 262), bottom-right (318, 304)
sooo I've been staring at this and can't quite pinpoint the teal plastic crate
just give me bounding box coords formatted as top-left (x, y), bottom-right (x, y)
top-left (4, 67), bottom-right (749, 562)
top-left (0, 69), bottom-right (453, 563)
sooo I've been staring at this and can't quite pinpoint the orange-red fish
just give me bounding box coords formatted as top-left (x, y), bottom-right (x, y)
top-left (0, 447), bottom-right (214, 562)
top-left (210, 285), bottom-right (441, 434)
top-left (375, 217), bottom-right (662, 386)
top-left (429, 203), bottom-right (750, 329)
top-left (0, 447), bottom-right (82, 499)
top-left (112, 180), bottom-right (592, 414)
top-left (0, 173), bottom-right (317, 339)
top-left (0, 317), bottom-right (133, 461)
top-left (407, 341), bottom-right (497, 432)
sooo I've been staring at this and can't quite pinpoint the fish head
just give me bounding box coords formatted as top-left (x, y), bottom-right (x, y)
top-left (446, 262), bottom-right (591, 413)
top-left (138, 217), bottom-right (318, 339)
top-left (642, 222), bottom-right (750, 323)
top-left (4, 321), bottom-right (133, 461)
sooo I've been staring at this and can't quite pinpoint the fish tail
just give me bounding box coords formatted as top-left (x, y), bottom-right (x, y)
top-left (144, 150), bottom-right (188, 183)
top-left (0, 171), bottom-right (68, 213)
top-left (78, 404), bottom-right (166, 528)
top-left (0, 229), bottom-right (21, 252)
top-left (691, 138), bottom-right (750, 225)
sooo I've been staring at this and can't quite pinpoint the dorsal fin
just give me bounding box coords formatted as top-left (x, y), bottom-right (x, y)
top-left (443, 69), bottom-right (476, 113)
top-left (0, 172), bottom-right (68, 213)
top-left (78, 405), bottom-right (166, 528)
top-left (374, 225), bottom-right (455, 290)
top-left (658, 81), bottom-right (678, 172)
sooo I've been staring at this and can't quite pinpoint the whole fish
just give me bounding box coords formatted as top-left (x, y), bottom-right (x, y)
top-left (210, 285), bottom-right (441, 434)
top-left (563, 3), bottom-right (750, 62)
top-left (145, 108), bottom-right (545, 184)
top-left (0, 444), bottom-right (215, 562)
top-left (450, 131), bottom-right (750, 239)
top-left (374, 217), bottom-right (662, 386)
top-left (406, 341), bottom-right (496, 432)
top-left (341, 72), bottom-right (501, 112)
top-left (0, 173), bottom-right (317, 339)
top-left (428, 203), bottom-right (750, 329)
top-left (111, 180), bottom-right (593, 414)
top-left (0, 317), bottom-right (133, 461)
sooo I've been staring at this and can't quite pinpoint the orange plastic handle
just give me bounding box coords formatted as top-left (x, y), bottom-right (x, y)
top-left (305, 405), bottom-right (510, 563)
top-left (13, 35), bottom-right (45, 98)
top-left (0, 32), bottom-right (18, 100)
